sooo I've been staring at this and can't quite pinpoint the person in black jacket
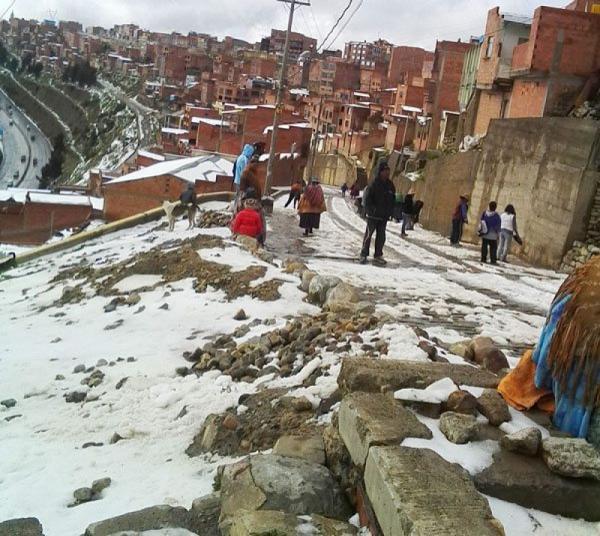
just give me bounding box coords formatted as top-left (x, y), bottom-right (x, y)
top-left (401, 190), bottom-right (415, 237)
top-left (360, 161), bottom-right (396, 266)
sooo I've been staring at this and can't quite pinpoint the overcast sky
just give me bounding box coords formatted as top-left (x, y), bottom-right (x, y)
top-left (10, 0), bottom-right (567, 50)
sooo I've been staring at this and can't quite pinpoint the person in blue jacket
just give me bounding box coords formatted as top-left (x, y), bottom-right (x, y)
top-left (479, 201), bottom-right (501, 264)
top-left (234, 144), bottom-right (254, 191)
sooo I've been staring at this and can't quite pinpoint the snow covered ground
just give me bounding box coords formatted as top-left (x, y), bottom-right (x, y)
top-left (1, 194), bottom-right (597, 535)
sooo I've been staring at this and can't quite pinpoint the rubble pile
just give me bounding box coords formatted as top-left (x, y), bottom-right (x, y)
top-left (560, 240), bottom-right (600, 272)
top-left (196, 210), bottom-right (232, 229)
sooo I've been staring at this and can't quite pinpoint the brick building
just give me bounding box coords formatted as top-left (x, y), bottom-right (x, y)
top-left (427, 40), bottom-right (475, 149)
top-left (262, 29), bottom-right (317, 63)
top-left (308, 58), bottom-right (360, 96)
top-left (508, 6), bottom-right (600, 119)
top-left (0, 190), bottom-right (98, 246)
top-left (102, 155), bottom-right (234, 221)
top-left (388, 46), bottom-right (433, 85)
top-left (344, 39), bottom-right (393, 68)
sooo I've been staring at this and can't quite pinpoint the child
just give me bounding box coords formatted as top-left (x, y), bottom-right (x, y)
top-left (231, 197), bottom-right (264, 245)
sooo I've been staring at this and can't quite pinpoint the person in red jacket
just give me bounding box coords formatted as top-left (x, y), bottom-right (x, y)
top-left (231, 197), bottom-right (264, 245)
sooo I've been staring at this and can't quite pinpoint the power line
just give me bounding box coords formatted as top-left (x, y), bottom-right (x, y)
top-left (322, 0), bottom-right (364, 50)
top-left (318, 0), bottom-right (354, 52)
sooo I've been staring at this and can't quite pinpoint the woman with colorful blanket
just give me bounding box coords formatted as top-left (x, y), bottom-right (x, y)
top-left (499, 255), bottom-right (600, 444)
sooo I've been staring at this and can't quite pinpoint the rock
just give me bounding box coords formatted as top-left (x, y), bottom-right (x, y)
top-left (290, 396), bottom-right (313, 413)
top-left (444, 390), bottom-right (478, 415)
top-left (477, 389), bottom-right (511, 426)
top-left (448, 341), bottom-right (469, 358)
top-left (126, 292), bottom-right (141, 306)
top-left (222, 414), bottom-right (239, 431)
top-left (219, 454), bottom-right (352, 528)
top-left (417, 340), bottom-right (438, 361)
top-left (475, 450), bottom-right (600, 521)
top-left (338, 392), bottom-right (432, 467)
top-left (127, 357), bottom-right (136, 363)
top-left (65, 391), bottom-right (87, 404)
top-left (96, 359), bottom-right (108, 367)
top-left (338, 358), bottom-right (499, 395)
top-left (74, 487), bottom-right (94, 503)
top-left (308, 275), bottom-right (342, 305)
top-left (185, 414), bottom-right (221, 456)
top-left (73, 364), bottom-right (86, 374)
top-left (233, 309), bottom-right (248, 321)
top-left (228, 510), bottom-right (358, 536)
top-left (189, 493), bottom-right (220, 536)
top-left (283, 259), bottom-right (308, 275)
top-left (83, 505), bottom-right (192, 536)
top-left (466, 337), bottom-right (509, 373)
top-left (55, 374), bottom-right (65, 381)
top-left (273, 435), bottom-right (326, 466)
top-left (109, 433), bottom-right (124, 445)
top-left (365, 446), bottom-right (503, 535)
top-left (1, 398), bottom-right (17, 409)
top-left (324, 283), bottom-right (360, 312)
top-left (159, 303), bottom-right (169, 310)
top-left (542, 437), bottom-right (600, 481)
top-left (500, 427), bottom-right (542, 456)
top-left (82, 442), bottom-right (103, 449)
top-left (115, 377), bottom-right (128, 390)
top-left (91, 477), bottom-right (112, 495)
top-left (103, 301), bottom-right (118, 313)
top-left (0, 518), bottom-right (44, 536)
top-left (301, 270), bottom-right (317, 292)
top-left (175, 367), bottom-right (190, 377)
top-left (439, 411), bottom-right (479, 444)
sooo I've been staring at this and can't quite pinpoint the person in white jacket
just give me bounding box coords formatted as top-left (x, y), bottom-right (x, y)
top-left (499, 204), bottom-right (519, 262)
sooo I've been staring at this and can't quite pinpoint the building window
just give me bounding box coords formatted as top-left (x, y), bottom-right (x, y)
top-left (485, 37), bottom-right (494, 59)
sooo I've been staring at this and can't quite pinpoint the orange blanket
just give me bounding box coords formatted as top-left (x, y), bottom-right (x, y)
top-left (498, 350), bottom-right (555, 414)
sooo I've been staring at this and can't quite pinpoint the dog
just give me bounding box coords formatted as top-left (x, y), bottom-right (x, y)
top-left (162, 200), bottom-right (179, 232)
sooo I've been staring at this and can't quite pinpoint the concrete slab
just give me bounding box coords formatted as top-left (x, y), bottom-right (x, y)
top-left (339, 393), bottom-right (432, 467)
top-left (474, 450), bottom-right (600, 521)
top-left (364, 446), bottom-right (503, 536)
top-left (338, 358), bottom-right (499, 395)
top-left (273, 435), bottom-right (326, 465)
top-left (227, 510), bottom-right (358, 535)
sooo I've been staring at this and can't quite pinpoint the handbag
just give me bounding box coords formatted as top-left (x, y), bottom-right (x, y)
top-left (478, 218), bottom-right (488, 237)
top-left (514, 233), bottom-right (523, 246)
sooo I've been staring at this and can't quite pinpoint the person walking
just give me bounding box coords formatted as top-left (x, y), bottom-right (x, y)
top-left (479, 201), bottom-right (502, 264)
top-left (232, 144), bottom-right (254, 212)
top-left (450, 194), bottom-right (469, 246)
top-left (499, 204), bottom-right (519, 262)
top-left (298, 178), bottom-right (326, 237)
top-left (341, 183), bottom-right (348, 197)
top-left (284, 179), bottom-right (302, 208)
top-left (393, 191), bottom-right (404, 223)
top-left (401, 189), bottom-right (415, 237)
top-left (179, 184), bottom-right (198, 230)
top-left (360, 161), bottom-right (396, 266)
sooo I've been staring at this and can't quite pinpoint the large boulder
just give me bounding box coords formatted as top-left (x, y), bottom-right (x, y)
top-left (324, 283), bottom-right (360, 313)
top-left (439, 411), bottom-right (478, 444)
top-left (218, 454), bottom-right (352, 531)
top-left (0, 518), bottom-right (44, 536)
top-left (465, 337), bottom-right (509, 374)
top-left (542, 437), bottom-right (600, 481)
top-left (301, 270), bottom-right (317, 292)
top-left (444, 390), bottom-right (478, 416)
top-left (84, 505), bottom-right (191, 536)
top-left (189, 493), bottom-right (220, 536)
top-left (308, 276), bottom-right (342, 305)
top-left (475, 450), bottom-right (600, 521)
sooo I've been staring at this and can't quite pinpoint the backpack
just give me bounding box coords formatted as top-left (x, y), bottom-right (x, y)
top-left (478, 215), bottom-right (488, 237)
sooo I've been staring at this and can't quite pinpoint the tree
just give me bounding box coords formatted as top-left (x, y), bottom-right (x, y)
top-left (40, 133), bottom-right (66, 188)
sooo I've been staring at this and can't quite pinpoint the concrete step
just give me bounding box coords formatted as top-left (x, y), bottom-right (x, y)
top-left (365, 446), bottom-right (503, 536)
top-left (338, 392), bottom-right (432, 468)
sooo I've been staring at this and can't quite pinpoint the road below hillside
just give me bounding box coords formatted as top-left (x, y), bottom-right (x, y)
top-left (0, 88), bottom-right (52, 189)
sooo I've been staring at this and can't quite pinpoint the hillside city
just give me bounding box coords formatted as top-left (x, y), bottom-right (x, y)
top-left (1, 0), bottom-right (600, 535)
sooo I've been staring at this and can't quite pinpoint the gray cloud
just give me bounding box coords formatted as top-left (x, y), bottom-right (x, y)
top-left (11, 0), bottom-right (567, 50)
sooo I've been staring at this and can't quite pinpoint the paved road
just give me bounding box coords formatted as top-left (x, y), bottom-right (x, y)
top-left (0, 88), bottom-right (52, 189)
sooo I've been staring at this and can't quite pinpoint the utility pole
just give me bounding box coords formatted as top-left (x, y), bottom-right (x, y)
top-left (264, 0), bottom-right (310, 200)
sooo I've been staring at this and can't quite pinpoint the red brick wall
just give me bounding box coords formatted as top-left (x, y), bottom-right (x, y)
top-left (103, 175), bottom-right (234, 221)
top-left (523, 7), bottom-right (600, 76)
top-left (473, 90), bottom-right (504, 135)
top-left (477, 8), bottom-right (503, 87)
top-left (0, 202), bottom-right (93, 245)
top-left (508, 79), bottom-right (548, 118)
top-left (388, 47), bottom-right (428, 85)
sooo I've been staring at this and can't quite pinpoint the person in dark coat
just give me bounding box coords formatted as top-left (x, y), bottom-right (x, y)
top-left (360, 161), bottom-right (396, 266)
top-left (450, 194), bottom-right (469, 246)
top-left (179, 184), bottom-right (198, 230)
top-left (480, 201), bottom-right (502, 264)
top-left (297, 178), bottom-right (326, 236)
top-left (401, 189), bottom-right (415, 237)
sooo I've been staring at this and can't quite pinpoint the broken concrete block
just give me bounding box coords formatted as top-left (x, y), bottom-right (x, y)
top-left (273, 435), bottom-right (326, 465)
top-left (542, 437), bottom-right (600, 481)
top-left (338, 392), bottom-right (432, 467)
top-left (365, 446), bottom-right (503, 535)
top-left (439, 412), bottom-right (478, 444)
